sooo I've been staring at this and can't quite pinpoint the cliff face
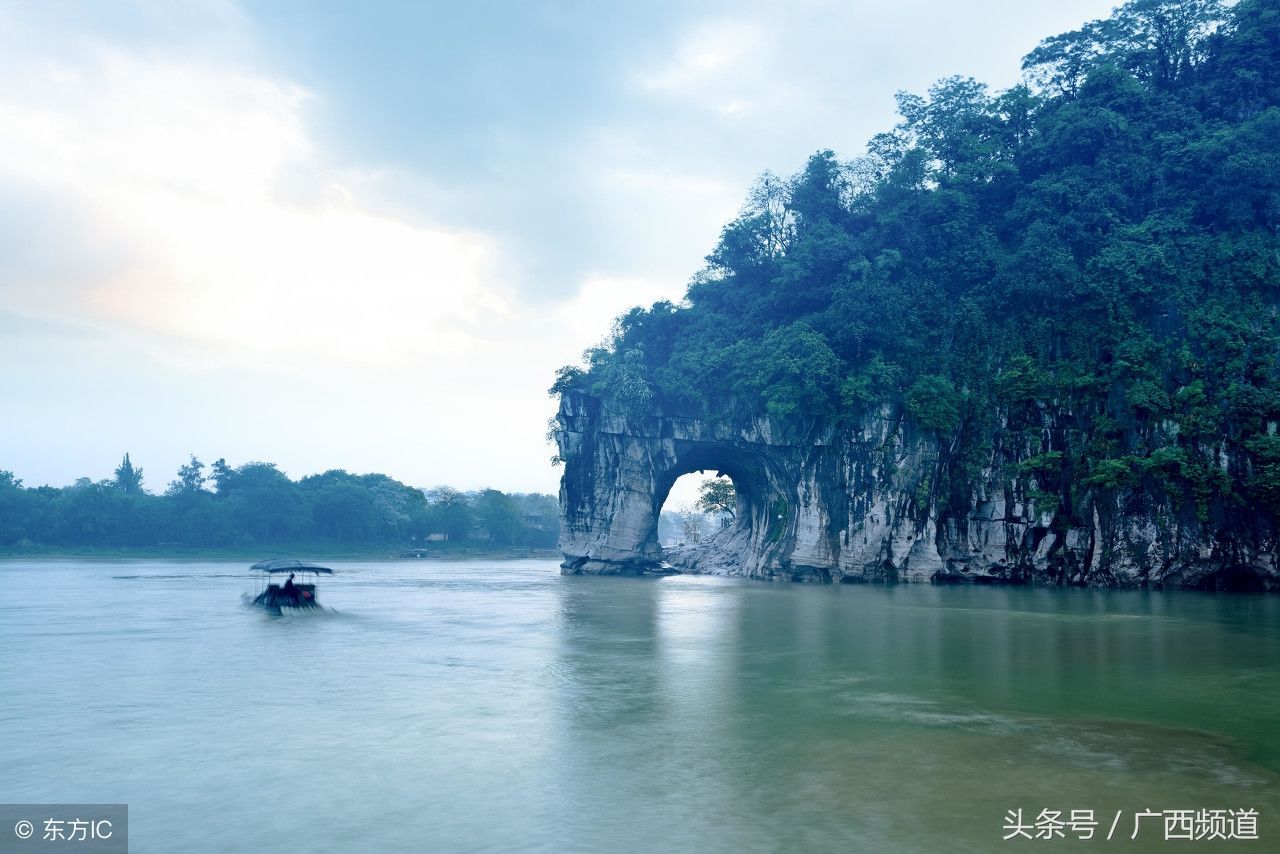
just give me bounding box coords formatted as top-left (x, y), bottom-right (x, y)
top-left (555, 391), bottom-right (1279, 589)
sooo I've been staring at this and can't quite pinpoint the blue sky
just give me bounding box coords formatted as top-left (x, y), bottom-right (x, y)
top-left (0, 0), bottom-right (1117, 496)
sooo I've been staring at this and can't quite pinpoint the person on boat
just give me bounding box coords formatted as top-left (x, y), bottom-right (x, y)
top-left (282, 573), bottom-right (296, 598)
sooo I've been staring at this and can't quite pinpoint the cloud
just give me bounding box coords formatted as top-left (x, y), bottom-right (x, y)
top-left (639, 19), bottom-right (767, 99)
top-left (0, 44), bottom-right (519, 374)
top-left (633, 17), bottom-right (805, 122)
top-left (583, 157), bottom-right (742, 285)
top-left (0, 19), bottom-right (562, 491)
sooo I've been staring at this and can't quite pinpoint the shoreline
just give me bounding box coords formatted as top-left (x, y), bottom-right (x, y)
top-left (0, 546), bottom-right (563, 562)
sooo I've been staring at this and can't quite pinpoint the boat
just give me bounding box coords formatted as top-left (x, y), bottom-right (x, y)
top-left (246, 558), bottom-right (333, 615)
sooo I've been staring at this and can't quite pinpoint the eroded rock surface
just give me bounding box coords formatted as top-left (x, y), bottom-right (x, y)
top-left (554, 391), bottom-right (1279, 589)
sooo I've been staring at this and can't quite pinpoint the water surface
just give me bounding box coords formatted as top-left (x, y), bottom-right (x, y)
top-left (2, 559), bottom-right (1277, 852)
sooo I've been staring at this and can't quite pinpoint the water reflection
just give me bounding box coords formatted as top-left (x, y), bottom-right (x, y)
top-left (546, 575), bottom-right (1280, 851)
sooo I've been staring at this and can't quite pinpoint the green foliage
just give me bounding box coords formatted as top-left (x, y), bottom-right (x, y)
top-left (548, 365), bottom-right (587, 397)
top-left (1026, 488), bottom-right (1062, 514)
top-left (1140, 446), bottom-right (1189, 482)
top-left (1084, 457), bottom-right (1142, 489)
top-left (1017, 451), bottom-right (1064, 476)
top-left (695, 477), bottom-right (737, 525)
top-left (1127, 380), bottom-right (1171, 415)
top-left (905, 375), bottom-right (960, 431)
top-left (473, 488), bottom-right (524, 546)
top-left (1245, 435), bottom-right (1280, 518)
top-left (113, 453), bottom-right (144, 495)
top-left (996, 356), bottom-right (1048, 404)
top-left (842, 355), bottom-right (906, 411)
top-left (0, 470), bottom-right (28, 545)
top-left (424, 486), bottom-right (477, 543)
top-left (0, 456), bottom-right (559, 551)
top-left (166, 456), bottom-right (207, 496)
top-left (309, 481), bottom-right (380, 542)
top-left (912, 476), bottom-right (933, 515)
top-left (1172, 380), bottom-right (1223, 439)
top-left (1022, 0), bottom-right (1225, 94)
top-left (750, 323), bottom-right (844, 419)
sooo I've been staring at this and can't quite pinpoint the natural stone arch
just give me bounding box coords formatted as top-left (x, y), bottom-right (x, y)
top-left (649, 443), bottom-right (779, 567)
top-left (554, 390), bottom-right (1280, 587)
top-left (653, 442), bottom-right (769, 531)
top-left (554, 392), bottom-right (824, 579)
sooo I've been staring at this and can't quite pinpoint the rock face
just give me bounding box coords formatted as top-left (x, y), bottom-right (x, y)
top-left (554, 391), bottom-right (1279, 589)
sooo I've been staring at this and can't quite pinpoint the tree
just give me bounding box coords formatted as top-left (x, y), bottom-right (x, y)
top-left (603, 347), bottom-right (655, 418)
top-left (0, 470), bottom-right (28, 544)
top-left (895, 76), bottom-right (1002, 179)
top-left (1114, 0), bottom-right (1224, 89)
top-left (1022, 0), bottom-right (1225, 93)
top-left (1197, 0), bottom-right (1280, 119)
top-left (364, 477), bottom-right (421, 540)
top-left (474, 489), bottom-right (524, 546)
top-left (217, 461), bottom-right (309, 542)
top-left (113, 453), bottom-right (144, 494)
top-left (679, 506), bottom-right (703, 543)
top-left (708, 171), bottom-right (796, 271)
top-left (696, 477), bottom-right (737, 528)
top-left (747, 322), bottom-right (844, 419)
top-left (788, 149), bottom-right (848, 226)
top-left (310, 481), bottom-right (380, 542)
top-left (426, 486), bottom-right (474, 542)
top-left (210, 458), bottom-right (234, 492)
top-left (905, 375), bottom-right (961, 432)
top-left (166, 455), bottom-right (207, 496)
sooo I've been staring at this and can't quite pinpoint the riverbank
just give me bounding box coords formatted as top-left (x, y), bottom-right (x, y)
top-left (0, 544), bottom-right (562, 561)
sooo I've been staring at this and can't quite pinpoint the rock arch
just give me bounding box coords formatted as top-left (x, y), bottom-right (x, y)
top-left (553, 391), bottom-right (1280, 587)
top-left (554, 391), bottom-right (846, 580)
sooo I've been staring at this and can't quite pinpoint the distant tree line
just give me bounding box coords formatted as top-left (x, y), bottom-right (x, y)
top-left (0, 454), bottom-right (559, 551)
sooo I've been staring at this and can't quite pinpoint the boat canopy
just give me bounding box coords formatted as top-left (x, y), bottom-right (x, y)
top-left (250, 558), bottom-right (334, 574)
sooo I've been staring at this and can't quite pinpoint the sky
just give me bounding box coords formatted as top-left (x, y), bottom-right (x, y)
top-left (0, 0), bottom-right (1120, 498)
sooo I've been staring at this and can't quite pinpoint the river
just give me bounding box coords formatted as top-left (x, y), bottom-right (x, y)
top-left (1, 559), bottom-right (1277, 852)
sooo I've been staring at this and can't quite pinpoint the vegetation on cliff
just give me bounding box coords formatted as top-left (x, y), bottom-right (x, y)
top-left (554, 0), bottom-right (1280, 537)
